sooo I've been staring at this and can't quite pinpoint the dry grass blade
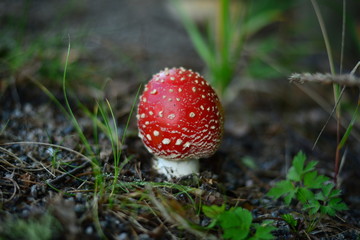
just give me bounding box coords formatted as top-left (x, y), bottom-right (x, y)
top-left (289, 73), bottom-right (360, 87)
top-left (2, 175), bottom-right (20, 203)
top-left (146, 185), bottom-right (216, 240)
top-left (0, 146), bottom-right (28, 167)
top-left (1, 141), bottom-right (93, 163)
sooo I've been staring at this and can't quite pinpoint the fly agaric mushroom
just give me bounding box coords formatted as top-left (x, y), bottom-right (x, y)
top-left (137, 67), bottom-right (224, 179)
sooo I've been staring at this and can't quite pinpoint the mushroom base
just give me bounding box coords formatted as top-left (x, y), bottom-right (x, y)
top-left (153, 157), bottom-right (199, 179)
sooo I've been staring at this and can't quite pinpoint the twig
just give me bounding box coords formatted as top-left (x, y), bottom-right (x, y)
top-left (0, 146), bottom-right (28, 167)
top-left (289, 73), bottom-right (360, 87)
top-left (3, 173), bottom-right (20, 202)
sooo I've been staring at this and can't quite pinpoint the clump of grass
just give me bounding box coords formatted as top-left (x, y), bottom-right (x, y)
top-left (173, 0), bottom-right (295, 96)
top-left (32, 39), bottom-right (141, 237)
top-left (0, 213), bottom-right (61, 240)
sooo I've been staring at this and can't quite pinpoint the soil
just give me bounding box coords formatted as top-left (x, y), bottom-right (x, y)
top-left (1, 1), bottom-right (360, 239)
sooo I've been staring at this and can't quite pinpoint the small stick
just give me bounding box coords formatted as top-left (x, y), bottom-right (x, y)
top-left (289, 73), bottom-right (360, 87)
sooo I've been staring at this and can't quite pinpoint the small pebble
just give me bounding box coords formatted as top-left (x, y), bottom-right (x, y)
top-left (117, 232), bottom-right (129, 240)
top-left (85, 226), bottom-right (93, 235)
top-left (74, 204), bottom-right (85, 214)
top-left (138, 234), bottom-right (151, 240)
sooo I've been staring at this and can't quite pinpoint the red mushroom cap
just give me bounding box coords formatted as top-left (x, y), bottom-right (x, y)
top-left (137, 67), bottom-right (224, 161)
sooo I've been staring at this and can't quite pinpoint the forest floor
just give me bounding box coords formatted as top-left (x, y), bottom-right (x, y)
top-left (1, 1), bottom-right (360, 239)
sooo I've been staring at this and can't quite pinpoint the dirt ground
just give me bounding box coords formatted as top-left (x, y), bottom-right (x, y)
top-left (1, 0), bottom-right (360, 239)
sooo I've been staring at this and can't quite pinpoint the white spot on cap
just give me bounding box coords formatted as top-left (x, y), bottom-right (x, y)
top-left (146, 134), bottom-right (152, 140)
top-left (168, 114), bottom-right (175, 119)
top-left (175, 139), bottom-right (183, 145)
top-left (178, 88), bottom-right (182, 92)
top-left (159, 111), bottom-right (163, 117)
top-left (184, 142), bottom-right (191, 148)
top-left (153, 130), bottom-right (159, 136)
top-left (170, 77), bottom-right (175, 80)
top-left (202, 95), bottom-right (206, 99)
top-left (162, 138), bottom-right (171, 144)
top-left (149, 111), bottom-right (153, 115)
top-left (192, 87), bottom-right (196, 92)
top-left (143, 97), bottom-right (147, 102)
top-left (169, 89), bottom-right (174, 92)
top-left (145, 121), bottom-right (150, 125)
top-left (180, 77), bottom-right (185, 81)
top-left (150, 89), bottom-right (157, 94)
top-left (176, 98), bottom-right (180, 101)
top-left (141, 113), bottom-right (146, 118)
top-left (210, 126), bottom-right (216, 129)
top-left (189, 112), bottom-right (195, 118)
top-left (200, 105), bottom-right (204, 110)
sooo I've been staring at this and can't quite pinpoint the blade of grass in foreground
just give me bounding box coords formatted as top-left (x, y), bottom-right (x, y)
top-left (110, 84), bottom-right (142, 196)
top-left (62, 38), bottom-right (106, 239)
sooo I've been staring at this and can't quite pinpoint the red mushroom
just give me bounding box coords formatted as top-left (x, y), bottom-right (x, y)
top-left (137, 67), bottom-right (224, 178)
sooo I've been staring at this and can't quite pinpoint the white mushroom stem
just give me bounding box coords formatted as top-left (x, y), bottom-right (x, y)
top-left (153, 157), bottom-right (199, 179)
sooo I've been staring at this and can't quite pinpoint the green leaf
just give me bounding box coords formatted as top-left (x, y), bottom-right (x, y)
top-left (328, 198), bottom-right (349, 212)
top-left (314, 191), bottom-right (326, 201)
top-left (297, 187), bottom-right (314, 203)
top-left (328, 188), bottom-right (342, 198)
top-left (281, 214), bottom-right (297, 229)
top-left (242, 156), bottom-right (257, 170)
top-left (267, 180), bottom-right (295, 200)
top-left (249, 221), bottom-right (276, 240)
top-left (303, 199), bottom-right (321, 215)
top-left (202, 204), bottom-right (226, 219)
top-left (321, 183), bottom-right (335, 197)
top-left (303, 160), bottom-right (318, 173)
top-left (284, 191), bottom-right (296, 205)
top-left (303, 171), bottom-right (329, 189)
top-left (219, 207), bottom-right (252, 240)
top-left (287, 151), bottom-right (306, 181)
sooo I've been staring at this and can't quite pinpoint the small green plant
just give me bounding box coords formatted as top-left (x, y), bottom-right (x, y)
top-left (202, 204), bottom-right (275, 240)
top-left (281, 213), bottom-right (298, 233)
top-left (0, 213), bottom-right (61, 240)
top-left (267, 151), bottom-right (348, 232)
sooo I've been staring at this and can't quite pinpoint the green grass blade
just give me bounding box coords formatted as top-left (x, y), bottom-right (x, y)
top-left (219, 0), bottom-right (231, 68)
top-left (171, 0), bottom-right (216, 71)
top-left (110, 84), bottom-right (142, 195)
top-left (338, 97), bottom-right (360, 150)
top-left (310, 0), bottom-right (335, 75)
top-left (62, 39), bottom-right (93, 156)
